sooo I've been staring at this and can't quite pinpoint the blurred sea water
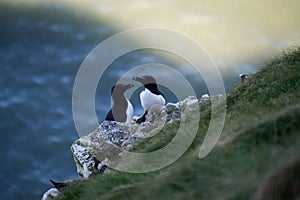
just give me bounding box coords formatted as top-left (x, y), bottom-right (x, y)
top-left (0, 1), bottom-right (299, 199)
top-left (0, 2), bottom-right (111, 199)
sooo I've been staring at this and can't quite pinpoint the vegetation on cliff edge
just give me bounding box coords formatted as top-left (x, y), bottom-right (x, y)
top-left (58, 46), bottom-right (300, 200)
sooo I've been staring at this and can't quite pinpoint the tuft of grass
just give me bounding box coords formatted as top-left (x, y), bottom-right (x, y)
top-left (58, 47), bottom-right (300, 200)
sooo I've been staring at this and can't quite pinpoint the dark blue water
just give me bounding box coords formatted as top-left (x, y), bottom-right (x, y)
top-left (0, 2), bottom-right (243, 200)
top-left (0, 2), bottom-right (113, 199)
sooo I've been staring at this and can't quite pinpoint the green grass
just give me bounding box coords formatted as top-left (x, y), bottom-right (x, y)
top-left (58, 46), bottom-right (300, 200)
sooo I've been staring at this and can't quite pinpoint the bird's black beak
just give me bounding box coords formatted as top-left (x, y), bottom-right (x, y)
top-left (132, 76), bottom-right (145, 83)
top-left (123, 83), bottom-right (134, 90)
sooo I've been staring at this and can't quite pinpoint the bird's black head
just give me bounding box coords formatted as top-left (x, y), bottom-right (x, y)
top-left (111, 83), bottom-right (134, 96)
top-left (133, 75), bottom-right (163, 96)
top-left (133, 75), bottom-right (157, 86)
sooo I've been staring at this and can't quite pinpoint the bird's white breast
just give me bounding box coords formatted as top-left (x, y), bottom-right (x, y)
top-left (140, 89), bottom-right (165, 111)
top-left (126, 99), bottom-right (134, 124)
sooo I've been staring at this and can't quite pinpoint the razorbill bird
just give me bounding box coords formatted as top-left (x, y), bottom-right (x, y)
top-left (105, 83), bottom-right (134, 123)
top-left (133, 75), bottom-right (165, 123)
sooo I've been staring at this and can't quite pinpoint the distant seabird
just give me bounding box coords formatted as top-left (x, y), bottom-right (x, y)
top-left (133, 75), bottom-right (165, 123)
top-left (49, 180), bottom-right (68, 192)
top-left (49, 165), bottom-right (108, 192)
top-left (239, 73), bottom-right (250, 83)
top-left (105, 83), bottom-right (134, 123)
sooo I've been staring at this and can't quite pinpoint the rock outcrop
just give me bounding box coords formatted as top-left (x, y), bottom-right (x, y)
top-left (71, 96), bottom-right (201, 178)
top-left (42, 95), bottom-right (223, 199)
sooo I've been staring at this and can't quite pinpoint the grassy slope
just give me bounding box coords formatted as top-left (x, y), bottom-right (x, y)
top-left (59, 47), bottom-right (300, 200)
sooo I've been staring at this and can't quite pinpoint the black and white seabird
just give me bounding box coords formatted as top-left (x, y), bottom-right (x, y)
top-left (50, 180), bottom-right (68, 192)
top-left (133, 75), bottom-right (165, 123)
top-left (105, 83), bottom-right (134, 123)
